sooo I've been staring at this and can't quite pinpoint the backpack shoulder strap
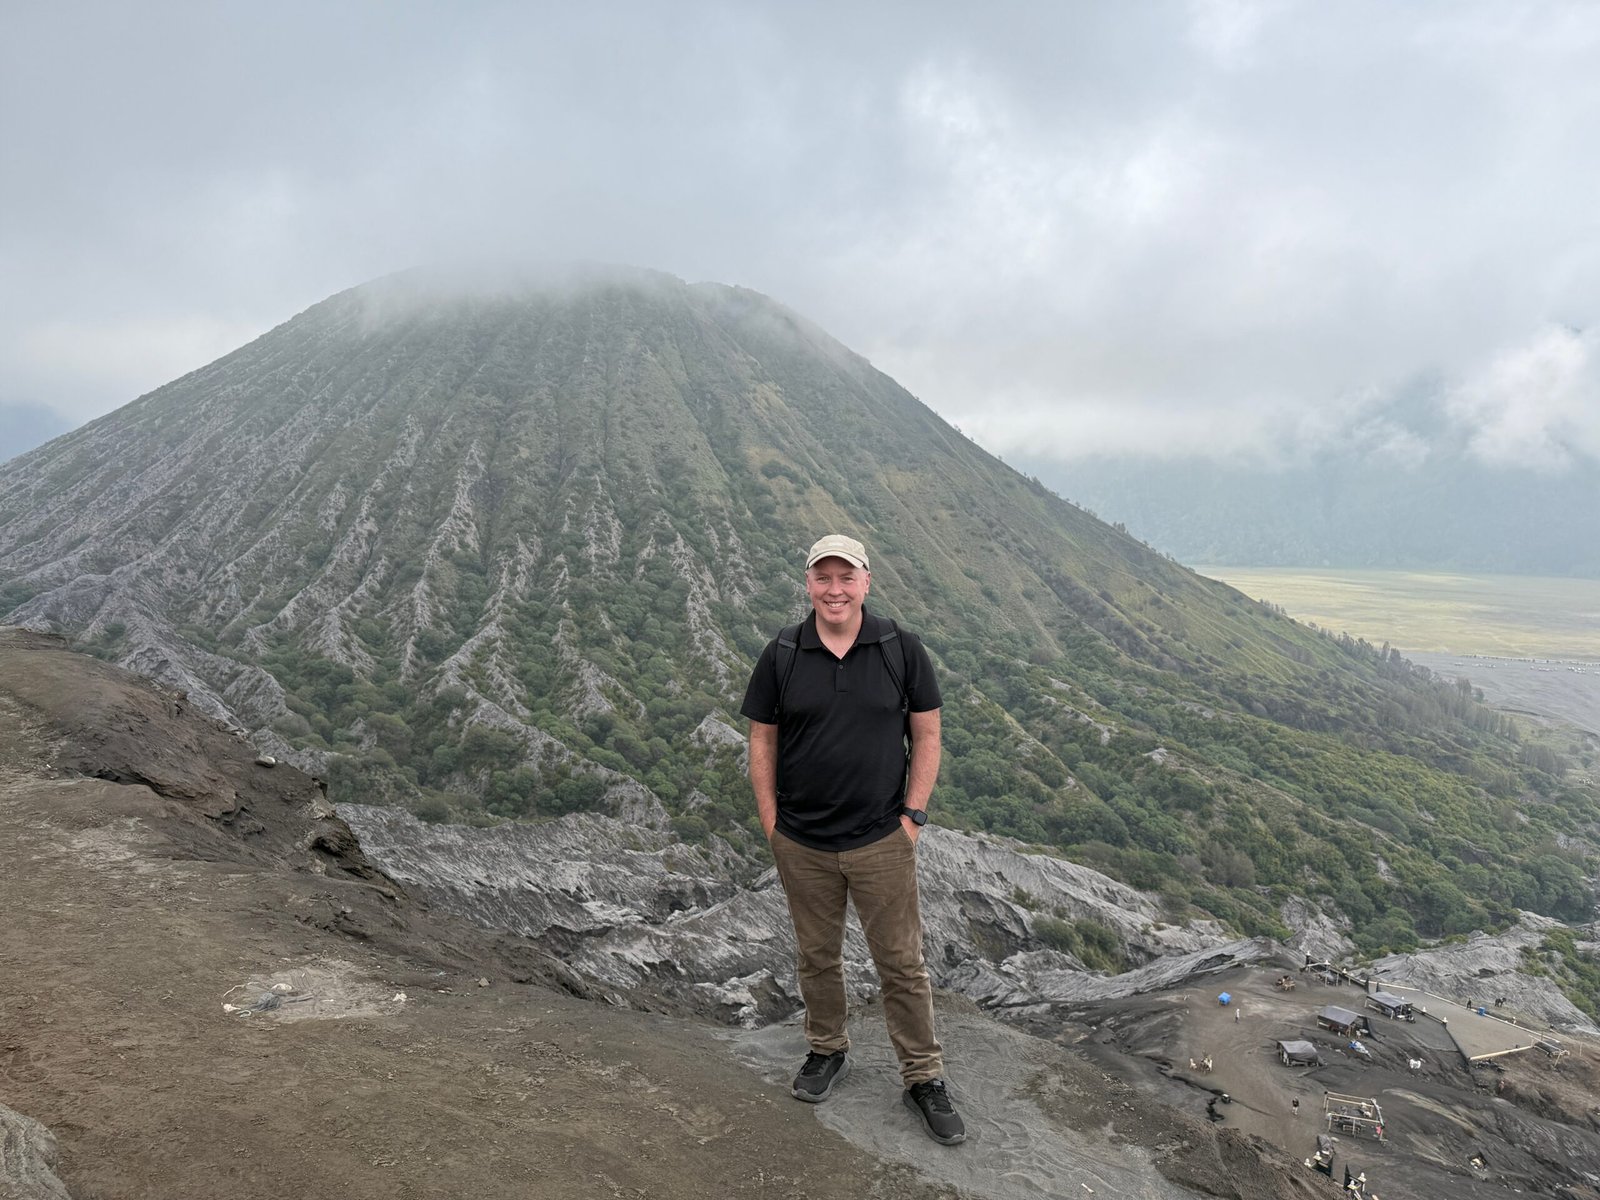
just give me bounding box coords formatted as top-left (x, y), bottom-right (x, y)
top-left (879, 617), bottom-right (909, 715)
top-left (774, 623), bottom-right (802, 719)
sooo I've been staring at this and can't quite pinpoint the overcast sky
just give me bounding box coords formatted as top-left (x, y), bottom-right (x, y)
top-left (4, 0), bottom-right (1599, 469)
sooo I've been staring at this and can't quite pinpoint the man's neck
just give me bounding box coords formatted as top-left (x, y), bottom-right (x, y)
top-left (814, 609), bottom-right (863, 656)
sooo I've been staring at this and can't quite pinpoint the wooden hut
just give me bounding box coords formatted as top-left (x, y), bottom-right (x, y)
top-left (1278, 1039), bottom-right (1323, 1067)
top-left (1315, 1005), bottom-right (1370, 1036)
top-left (1366, 991), bottom-right (1414, 1020)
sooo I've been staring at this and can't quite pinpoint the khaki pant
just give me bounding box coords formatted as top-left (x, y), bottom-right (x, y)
top-left (770, 828), bottom-right (943, 1085)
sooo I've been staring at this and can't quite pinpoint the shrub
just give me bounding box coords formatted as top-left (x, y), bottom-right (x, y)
top-left (1033, 915), bottom-right (1126, 974)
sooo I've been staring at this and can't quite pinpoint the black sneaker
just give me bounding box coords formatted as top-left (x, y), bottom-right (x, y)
top-left (792, 1050), bottom-right (849, 1103)
top-left (904, 1078), bottom-right (966, 1144)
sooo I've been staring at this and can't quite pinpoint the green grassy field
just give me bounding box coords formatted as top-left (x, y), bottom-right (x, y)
top-left (1195, 567), bottom-right (1600, 659)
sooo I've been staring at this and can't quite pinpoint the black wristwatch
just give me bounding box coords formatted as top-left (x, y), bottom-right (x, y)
top-left (901, 806), bottom-right (928, 827)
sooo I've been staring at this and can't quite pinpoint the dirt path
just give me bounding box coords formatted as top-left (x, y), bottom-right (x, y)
top-left (0, 632), bottom-right (957, 1200)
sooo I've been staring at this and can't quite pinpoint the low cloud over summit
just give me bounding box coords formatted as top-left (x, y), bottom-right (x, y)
top-left (4, 2), bottom-right (1599, 475)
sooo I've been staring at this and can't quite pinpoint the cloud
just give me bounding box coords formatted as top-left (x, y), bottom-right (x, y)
top-left (953, 387), bottom-right (1285, 460)
top-left (8, 316), bottom-right (266, 423)
top-left (814, 5), bottom-right (1600, 467)
top-left (2, 1), bottom-right (1600, 473)
top-left (1349, 418), bottom-right (1434, 469)
top-left (1447, 326), bottom-right (1600, 470)
top-left (1185, 0), bottom-right (1296, 68)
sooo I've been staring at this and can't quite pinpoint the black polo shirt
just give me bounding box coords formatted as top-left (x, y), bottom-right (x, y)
top-left (740, 607), bottom-right (941, 852)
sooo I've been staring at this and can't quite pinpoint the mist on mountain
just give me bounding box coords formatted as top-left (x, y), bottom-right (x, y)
top-left (1017, 371), bottom-right (1600, 577)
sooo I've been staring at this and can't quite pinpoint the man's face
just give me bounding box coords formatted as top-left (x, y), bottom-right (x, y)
top-left (806, 557), bottom-right (870, 634)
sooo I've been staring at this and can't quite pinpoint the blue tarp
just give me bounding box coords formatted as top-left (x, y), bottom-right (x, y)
top-left (1218, 992), bottom-right (1232, 1005)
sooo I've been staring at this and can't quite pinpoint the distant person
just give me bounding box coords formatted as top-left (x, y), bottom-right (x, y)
top-left (741, 533), bottom-right (964, 1145)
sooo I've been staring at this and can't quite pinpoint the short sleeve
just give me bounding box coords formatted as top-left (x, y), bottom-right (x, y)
top-left (903, 631), bottom-right (942, 712)
top-left (739, 639), bottom-right (781, 724)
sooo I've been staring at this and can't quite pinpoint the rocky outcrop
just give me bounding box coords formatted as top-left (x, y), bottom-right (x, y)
top-left (340, 805), bottom-right (1238, 1025)
top-left (342, 803), bottom-right (1600, 1043)
top-left (0, 628), bottom-right (388, 885)
top-left (946, 936), bottom-right (1285, 1011)
top-left (1279, 894), bottom-right (1357, 964)
top-left (339, 806), bottom-right (744, 938)
top-left (1369, 915), bottom-right (1600, 1035)
top-left (0, 1102), bottom-right (72, 1199)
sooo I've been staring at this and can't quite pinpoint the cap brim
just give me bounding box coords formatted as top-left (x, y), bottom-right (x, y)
top-left (806, 552), bottom-right (868, 569)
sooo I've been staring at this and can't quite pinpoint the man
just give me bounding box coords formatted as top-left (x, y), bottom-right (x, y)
top-left (740, 533), bottom-right (965, 1146)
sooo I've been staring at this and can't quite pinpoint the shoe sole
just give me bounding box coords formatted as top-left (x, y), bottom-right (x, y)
top-left (792, 1055), bottom-right (849, 1103)
top-left (903, 1089), bottom-right (966, 1144)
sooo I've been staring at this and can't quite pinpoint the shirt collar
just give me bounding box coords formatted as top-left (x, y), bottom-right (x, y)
top-left (798, 605), bottom-right (886, 650)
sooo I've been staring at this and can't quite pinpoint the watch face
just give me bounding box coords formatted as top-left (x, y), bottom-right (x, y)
top-left (905, 808), bottom-right (928, 826)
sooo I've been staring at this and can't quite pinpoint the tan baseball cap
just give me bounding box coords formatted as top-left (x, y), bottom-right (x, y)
top-left (805, 533), bottom-right (869, 570)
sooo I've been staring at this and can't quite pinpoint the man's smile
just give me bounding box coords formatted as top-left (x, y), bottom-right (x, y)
top-left (805, 553), bottom-right (870, 634)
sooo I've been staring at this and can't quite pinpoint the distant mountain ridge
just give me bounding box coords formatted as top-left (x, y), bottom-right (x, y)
top-left (2, 264), bottom-right (1596, 971)
top-left (0, 401), bottom-right (73, 466)
top-left (1019, 439), bottom-right (1600, 578)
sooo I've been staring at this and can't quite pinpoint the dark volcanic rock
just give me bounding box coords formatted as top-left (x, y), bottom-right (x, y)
top-left (0, 627), bottom-right (587, 993)
top-left (0, 628), bottom-right (382, 879)
top-left (340, 802), bottom-right (1242, 1025)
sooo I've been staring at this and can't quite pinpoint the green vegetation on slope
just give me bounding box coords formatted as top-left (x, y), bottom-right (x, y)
top-left (1523, 930), bottom-right (1600, 1022)
top-left (3, 267), bottom-right (1596, 958)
